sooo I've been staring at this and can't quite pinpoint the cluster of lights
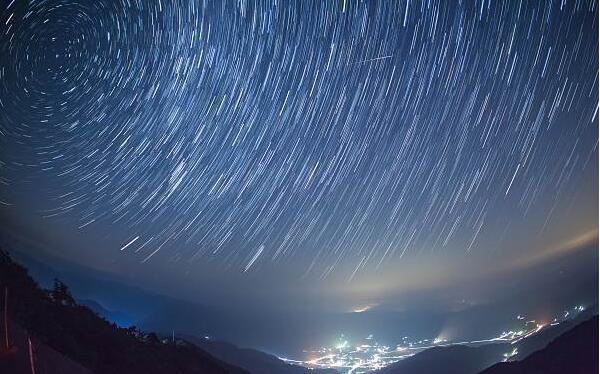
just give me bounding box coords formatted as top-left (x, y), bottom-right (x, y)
top-left (502, 347), bottom-right (519, 361)
top-left (498, 305), bottom-right (587, 345)
top-left (291, 334), bottom-right (414, 374)
top-left (281, 304), bottom-right (588, 373)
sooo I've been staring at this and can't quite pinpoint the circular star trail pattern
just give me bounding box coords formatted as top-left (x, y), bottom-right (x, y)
top-left (0, 0), bottom-right (598, 277)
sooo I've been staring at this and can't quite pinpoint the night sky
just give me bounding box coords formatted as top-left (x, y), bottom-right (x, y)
top-left (0, 0), bottom-right (598, 356)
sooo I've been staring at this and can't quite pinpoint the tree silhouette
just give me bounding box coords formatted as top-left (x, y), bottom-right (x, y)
top-left (50, 279), bottom-right (75, 307)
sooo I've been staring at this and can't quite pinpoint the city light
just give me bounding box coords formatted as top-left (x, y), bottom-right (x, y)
top-left (280, 304), bottom-right (589, 373)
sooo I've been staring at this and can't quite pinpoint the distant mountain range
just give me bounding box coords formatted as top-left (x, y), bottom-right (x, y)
top-left (375, 342), bottom-right (510, 374)
top-left (80, 298), bottom-right (336, 374)
top-left (0, 246), bottom-right (597, 374)
top-left (77, 299), bottom-right (136, 328)
top-left (182, 335), bottom-right (337, 374)
top-left (481, 315), bottom-right (598, 374)
top-left (375, 311), bottom-right (598, 374)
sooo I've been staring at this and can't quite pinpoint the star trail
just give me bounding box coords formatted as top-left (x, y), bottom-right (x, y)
top-left (0, 0), bottom-right (598, 281)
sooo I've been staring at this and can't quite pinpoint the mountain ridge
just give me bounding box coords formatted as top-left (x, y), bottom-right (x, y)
top-left (0, 248), bottom-right (248, 374)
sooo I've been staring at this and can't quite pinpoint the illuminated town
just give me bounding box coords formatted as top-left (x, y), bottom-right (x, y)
top-left (281, 305), bottom-right (589, 373)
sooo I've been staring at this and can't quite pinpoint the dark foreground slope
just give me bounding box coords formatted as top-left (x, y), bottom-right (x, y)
top-left (480, 316), bottom-right (598, 374)
top-left (0, 249), bottom-right (247, 374)
top-left (1, 315), bottom-right (94, 374)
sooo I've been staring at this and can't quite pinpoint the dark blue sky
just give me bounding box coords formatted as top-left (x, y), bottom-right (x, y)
top-left (0, 0), bottom-right (598, 352)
